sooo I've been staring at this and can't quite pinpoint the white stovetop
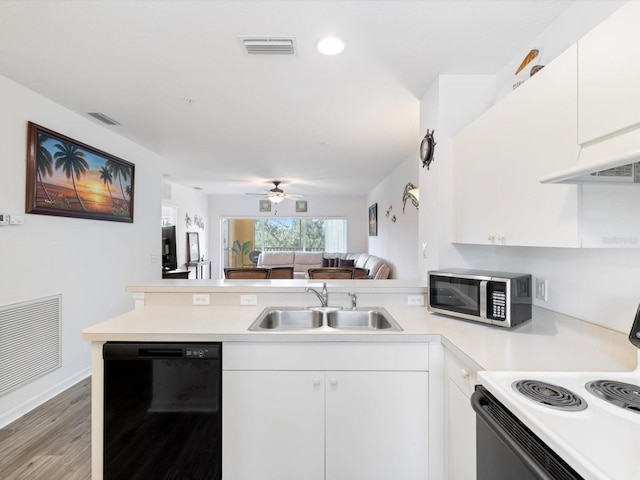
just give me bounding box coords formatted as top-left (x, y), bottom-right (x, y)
top-left (479, 362), bottom-right (640, 480)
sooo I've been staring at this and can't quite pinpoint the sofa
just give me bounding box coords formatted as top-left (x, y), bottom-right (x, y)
top-left (256, 251), bottom-right (391, 279)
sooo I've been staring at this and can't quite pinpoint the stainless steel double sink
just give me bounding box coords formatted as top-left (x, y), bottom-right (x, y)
top-left (248, 306), bottom-right (403, 332)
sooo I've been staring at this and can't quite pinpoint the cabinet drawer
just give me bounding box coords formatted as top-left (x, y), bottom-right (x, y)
top-left (445, 349), bottom-right (480, 398)
top-left (223, 342), bottom-right (429, 371)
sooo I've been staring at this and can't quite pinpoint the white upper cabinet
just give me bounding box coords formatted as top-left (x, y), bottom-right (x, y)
top-left (453, 44), bottom-right (580, 247)
top-left (578, 1), bottom-right (640, 144)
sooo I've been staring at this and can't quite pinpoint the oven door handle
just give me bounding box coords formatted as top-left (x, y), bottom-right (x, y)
top-left (471, 388), bottom-right (569, 480)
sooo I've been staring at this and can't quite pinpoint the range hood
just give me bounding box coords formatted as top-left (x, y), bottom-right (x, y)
top-left (540, 128), bottom-right (640, 184)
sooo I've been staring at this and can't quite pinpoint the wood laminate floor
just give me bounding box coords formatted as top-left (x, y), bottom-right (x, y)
top-left (0, 378), bottom-right (91, 480)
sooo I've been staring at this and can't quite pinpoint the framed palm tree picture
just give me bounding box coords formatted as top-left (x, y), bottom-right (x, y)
top-left (26, 122), bottom-right (135, 222)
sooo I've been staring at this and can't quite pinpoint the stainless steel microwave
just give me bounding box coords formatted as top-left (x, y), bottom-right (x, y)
top-left (427, 269), bottom-right (532, 328)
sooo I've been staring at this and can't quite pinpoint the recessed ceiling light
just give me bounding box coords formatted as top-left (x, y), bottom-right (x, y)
top-left (317, 36), bottom-right (345, 56)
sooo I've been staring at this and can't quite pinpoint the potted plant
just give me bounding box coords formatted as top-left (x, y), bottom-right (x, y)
top-left (231, 240), bottom-right (253, 266)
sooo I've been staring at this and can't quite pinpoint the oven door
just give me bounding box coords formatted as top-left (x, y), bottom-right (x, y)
top-left (471, 385), bottom-right (584, 480)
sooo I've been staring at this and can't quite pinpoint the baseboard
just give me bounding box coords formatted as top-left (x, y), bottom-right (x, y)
top-left (0, 368), bottom-right (91, 428)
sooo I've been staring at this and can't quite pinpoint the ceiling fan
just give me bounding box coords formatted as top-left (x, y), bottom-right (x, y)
top-left (245, 181), bottom-right (303, 204)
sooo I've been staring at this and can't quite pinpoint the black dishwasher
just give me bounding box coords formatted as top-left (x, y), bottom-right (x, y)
top-left (103, 342), bottom-right (222, 480)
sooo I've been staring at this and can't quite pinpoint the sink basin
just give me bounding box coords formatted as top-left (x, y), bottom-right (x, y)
top-left (327, 308), bottom-right (403, 331)
top-left (248, 307), bottom-right (402, 332)
top-left (248, 307), bottom-right (323, 330)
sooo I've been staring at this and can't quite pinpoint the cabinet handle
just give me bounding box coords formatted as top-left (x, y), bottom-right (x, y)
top-left (312, 377), bottom-right (321, 386)
top-left (461, 369), bottom-right (470, 379)
top-left (330, 377), bottom-right (338, 386)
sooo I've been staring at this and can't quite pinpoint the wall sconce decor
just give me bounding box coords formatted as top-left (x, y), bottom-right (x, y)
top-left (419, 129), bottom-right (436, 169)
top-left (403, 182), bottom-right (419, 212)
top-left (193, 214), bottom-right (205, 230)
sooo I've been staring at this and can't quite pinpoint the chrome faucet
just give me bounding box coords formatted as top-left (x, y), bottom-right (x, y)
top-left (306, 282), bottom-right (329, 307)
top-left (348, 292), bottom-right (357, 310)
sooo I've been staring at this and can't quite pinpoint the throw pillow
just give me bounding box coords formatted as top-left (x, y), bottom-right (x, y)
top-left (338, 258), bottom-right (355, 268)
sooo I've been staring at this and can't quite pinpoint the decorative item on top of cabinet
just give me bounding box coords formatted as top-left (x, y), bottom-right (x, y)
top-left (420, 129), bottom-right (436, 169)
top-left (513, 47), bottom-right (544, 90)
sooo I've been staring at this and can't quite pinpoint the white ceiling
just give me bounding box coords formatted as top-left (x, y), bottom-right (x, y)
top-left (0, 0), bottom-right (575, 197)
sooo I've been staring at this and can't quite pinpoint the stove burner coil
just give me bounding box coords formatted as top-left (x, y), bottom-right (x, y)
top-left (586, 380), bottom-right (640, 413)
top-left (512, 380), bottom-right (587, 411)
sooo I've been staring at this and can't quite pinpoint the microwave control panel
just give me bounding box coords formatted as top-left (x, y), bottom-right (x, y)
top-left (488, 281), bottom-right (507, 320)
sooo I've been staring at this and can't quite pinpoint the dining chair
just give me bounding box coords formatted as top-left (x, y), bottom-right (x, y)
top-left (307, 268), bottom-right (355, 279)
top-left (269, 266), bottom-right (294, 279)
top-left (224, 267), bottom-right (271, 279)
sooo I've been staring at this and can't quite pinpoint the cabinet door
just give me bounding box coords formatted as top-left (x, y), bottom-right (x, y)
top-left (325, 371), bottom-right (429, 480)
top-left (578, 2), bottom-right (640, 144)
top-left (223, 370), bottom-right (325, 480)
top-left (454, 44), bottom-right (580, 247)
top-left (494, 44), bottom-right (579, 247)
top-left (453, 106), bottom-right (498, 245)
top-left (445, 378), bottom-right (476, 480)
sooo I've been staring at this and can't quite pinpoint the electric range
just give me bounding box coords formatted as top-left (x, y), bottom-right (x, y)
top-left (478, 361), bottom-right (640, 480)
top-left (476, 307), bottom-right (640, 480)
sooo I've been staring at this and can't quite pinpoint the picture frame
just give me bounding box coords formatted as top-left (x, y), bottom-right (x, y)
top-left (369, 203), bottom-right (378, 236)
top-left (259, 199), bottom-right (271, 212)
top-left (295, 200), bottom-right (307, 212)
top-left (187, 231), bottom-right (200, 262)
top-left (26, 122), bottom-right (135, 223)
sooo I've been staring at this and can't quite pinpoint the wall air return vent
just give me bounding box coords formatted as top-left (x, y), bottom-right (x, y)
top-left (87, 112), bottom-right (121, 126)
top-left (0, 294), bottom-right (61, 396)
top-left (241, 37), bottom-right (296, 55)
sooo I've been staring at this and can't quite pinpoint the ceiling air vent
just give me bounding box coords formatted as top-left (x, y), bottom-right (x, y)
top-left (241, 37), bottom-right (296, 55)
top-left (87, 112), bottom-right (121, 126)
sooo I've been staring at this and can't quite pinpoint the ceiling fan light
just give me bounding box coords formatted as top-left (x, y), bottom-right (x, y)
top-left (408, 188), bottom-right (419, 201)
top-left (269, 195), bottom-right (285, 204)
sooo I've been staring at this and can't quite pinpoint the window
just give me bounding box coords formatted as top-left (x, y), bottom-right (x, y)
top-left (222, 218), bottom-right (347, 268)
top-left (254, 218), bottom-right (346, 252)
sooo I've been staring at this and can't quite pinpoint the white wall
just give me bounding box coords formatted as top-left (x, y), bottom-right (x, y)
top-left (163, 181), bottom-right (209, 275)
top-left (208, 194), bottom-right (367, 278)
top-left (419, 75), bottom-right (497, 281)
top-left (367, 155), bottom-right (419, 279)
top-left (0, 73), bottom-right (162, 426)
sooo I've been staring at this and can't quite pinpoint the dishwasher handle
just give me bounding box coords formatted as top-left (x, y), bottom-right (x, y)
top-left (103, 342), bottom-right (221, 360)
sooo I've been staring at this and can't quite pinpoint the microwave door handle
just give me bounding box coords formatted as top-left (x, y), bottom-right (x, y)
top-left (479, 280), bottom-right (488, 318)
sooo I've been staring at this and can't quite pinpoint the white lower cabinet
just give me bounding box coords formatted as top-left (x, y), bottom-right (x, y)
top-left (223, 343), bottom-right (430, 480)
top-left (444, 349), bottom-right (480, 480)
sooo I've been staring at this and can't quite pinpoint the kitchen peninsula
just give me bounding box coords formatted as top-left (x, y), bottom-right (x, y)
top-left (82, 280), bottom-right (637, 480)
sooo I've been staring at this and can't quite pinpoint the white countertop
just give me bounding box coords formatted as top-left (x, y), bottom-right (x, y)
top-left (82, 302), bottom-right (638, 373)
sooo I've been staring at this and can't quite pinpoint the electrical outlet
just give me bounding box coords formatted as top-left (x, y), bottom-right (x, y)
top-left (192, 294), bottom-right (210, 306)
top-left (0, 213), bottom-right (8, 226)
top-left (9, 214), bottom-right (24, 225)
top-left (150, 254), bottom-right (160, 263)
top-left (535, 278), bottom-right (548, 302)
top-left (407, 294), bottom-right (425, 307)
top-left (240, 294), bottom-right (258, 306)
